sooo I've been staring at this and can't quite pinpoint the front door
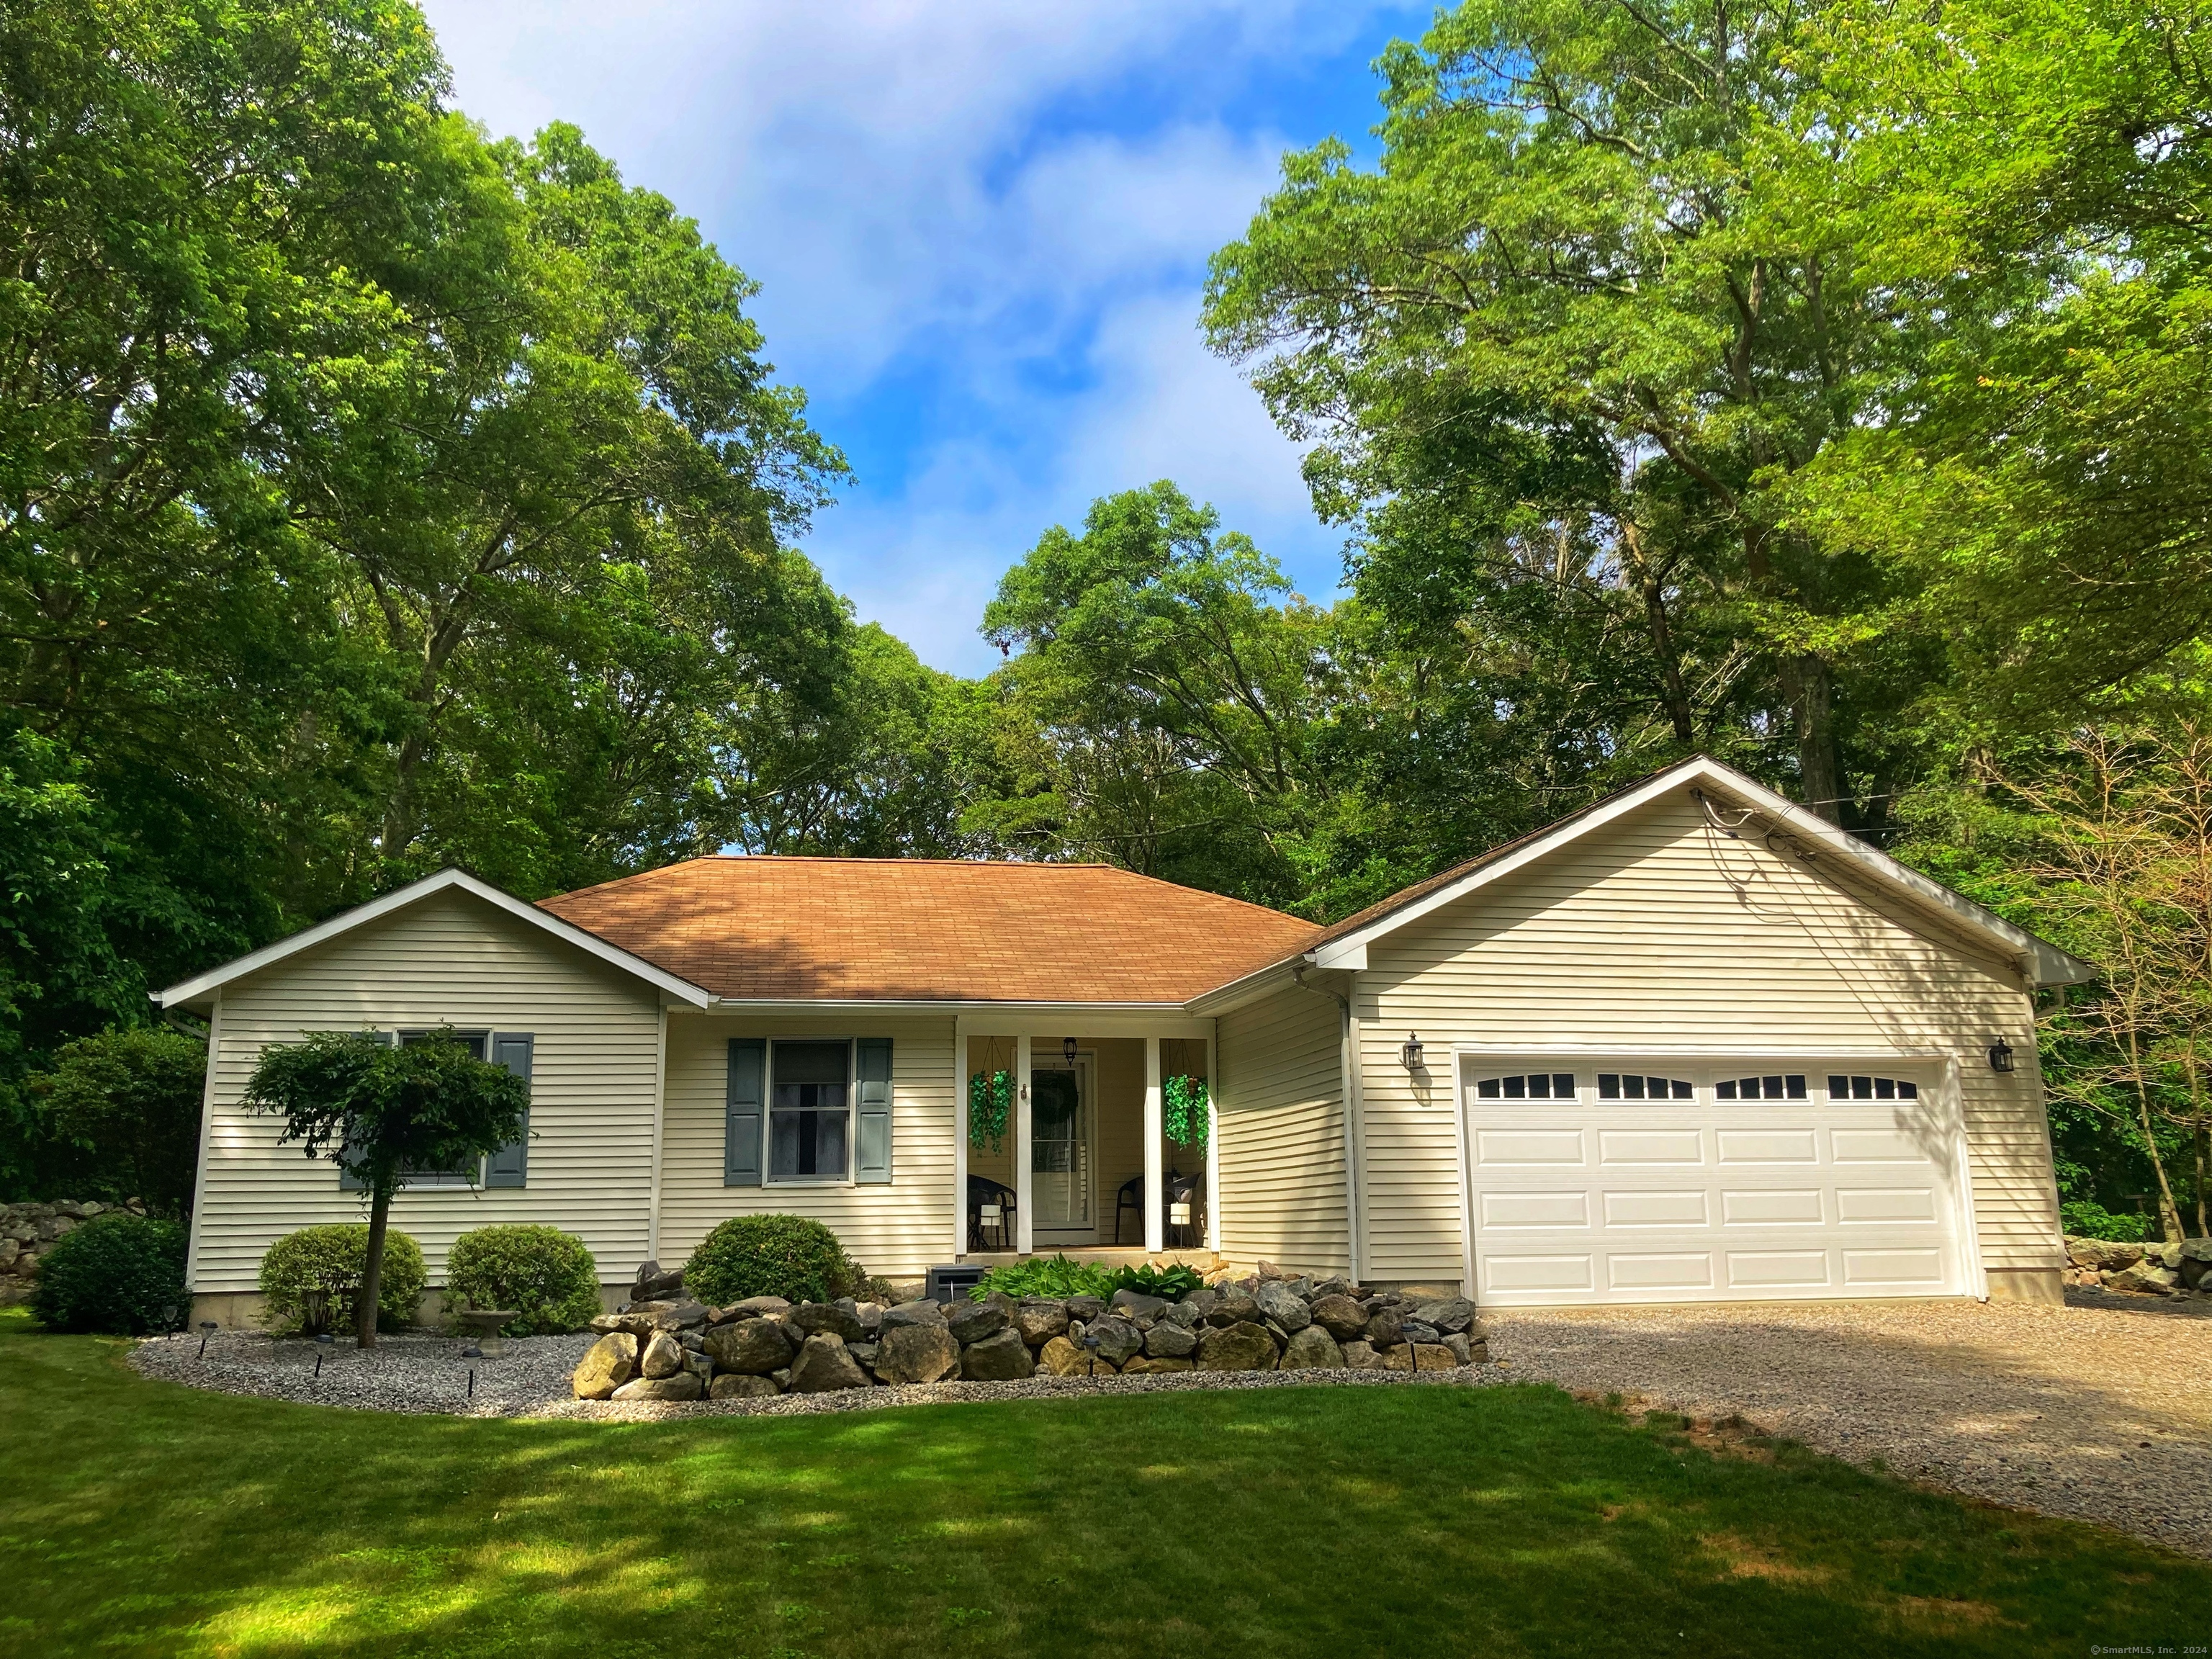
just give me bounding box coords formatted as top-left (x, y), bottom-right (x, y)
top-left (1031, 1056), bottom-right (1094, 1237)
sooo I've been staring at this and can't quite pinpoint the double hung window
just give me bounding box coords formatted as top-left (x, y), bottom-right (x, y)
top-left (770, 1040), bottom-right (851, 1181)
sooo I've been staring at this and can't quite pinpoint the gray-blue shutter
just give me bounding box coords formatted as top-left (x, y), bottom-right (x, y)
top-left (485, 1033), bottom-right (534, 1187)
top-left (726, 1038), bottom-right (765, 1187)
top-left (855, 1037), bottom-right (893, 1184)
top-left (339, 1030), bottom-right (399, 1190)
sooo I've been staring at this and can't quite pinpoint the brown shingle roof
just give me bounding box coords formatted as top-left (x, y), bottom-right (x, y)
top-left (539, 858), bottom-right (1322, 1004)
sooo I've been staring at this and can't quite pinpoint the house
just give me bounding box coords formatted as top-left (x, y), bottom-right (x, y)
top-left (161, 755), bottom-right (2092, 1326)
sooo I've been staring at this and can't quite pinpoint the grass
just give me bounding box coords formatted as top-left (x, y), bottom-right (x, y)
top-left (0, 1306), bottom-right (2204, 1657)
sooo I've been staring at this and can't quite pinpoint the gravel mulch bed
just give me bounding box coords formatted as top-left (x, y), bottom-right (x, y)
top-left (1484, 1290), bottom-right (2212, 1560)
top-left (129, 1328), bottom-right (1507, 1420)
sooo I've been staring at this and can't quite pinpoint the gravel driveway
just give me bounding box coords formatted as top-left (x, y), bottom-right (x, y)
top-left (1485, 1290), bottom-right (2212, 1559)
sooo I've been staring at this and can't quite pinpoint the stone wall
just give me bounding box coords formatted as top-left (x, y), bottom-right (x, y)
top-left (0, 1199), bottom-right (150, 1305)
top-left (571, 1264), bottom-right (1491, 1401)
top-left (2062, 1235), bottom-right (2212, 1298)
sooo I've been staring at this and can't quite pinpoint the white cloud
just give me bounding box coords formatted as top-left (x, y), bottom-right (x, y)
top-left (417, 0), bottom-right (1411, 672)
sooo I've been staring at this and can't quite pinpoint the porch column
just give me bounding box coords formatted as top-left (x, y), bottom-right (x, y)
top-left (1015, 1034), bottom-right (1033, 1256)
top-left (1204, 1029), bottom-right (1220, 1254)
top-left (952, 1020), bottom-right (968, 1261)
top-left (1143, 1035), bottom-right (1164, 1254)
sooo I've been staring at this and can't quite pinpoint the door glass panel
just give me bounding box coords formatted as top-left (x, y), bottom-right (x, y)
top-left (1031, 1068), bottom-right (1089, 1227)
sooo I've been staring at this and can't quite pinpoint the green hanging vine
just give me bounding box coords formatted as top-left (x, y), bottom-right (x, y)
top-left (968, 1069), bottom-right (1013, 1154)
top-left (1163, 1074), bottom-right (1209, 1151)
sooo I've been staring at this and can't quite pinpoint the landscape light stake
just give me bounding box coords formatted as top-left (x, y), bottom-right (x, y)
top-left (315, 1332), bottom-right (335, 1377)
top-left (463, 1344), bottom-right (483, 1399)
top-left (161, 1304), bottom-right (179, 1340)
top-left (197, 1320), bottom-right (219, 1358)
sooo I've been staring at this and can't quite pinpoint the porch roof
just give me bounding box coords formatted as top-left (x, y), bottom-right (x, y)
top-left (538, 857), bottom-right (1321, 1004)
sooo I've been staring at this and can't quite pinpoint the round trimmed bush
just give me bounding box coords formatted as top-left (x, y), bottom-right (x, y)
top-left (258, 1224), bottom-right (427, 1334)
top-left (30, 1213), bottom-right (187, 1334)
top-left (684, 1214), bottom-right (860, 1307)
top-left (444, 1224), bottom-right (602, 1335)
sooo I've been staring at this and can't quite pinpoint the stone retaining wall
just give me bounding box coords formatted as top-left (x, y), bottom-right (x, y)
top-left (2062, 1234), bottom-right (2212, 1297)
top-left (0, 1199), bottom-right (150, 1305)
top-left (572, 1267), bottom-right (1491, 1402)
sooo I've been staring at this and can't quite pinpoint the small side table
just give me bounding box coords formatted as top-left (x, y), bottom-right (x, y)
top-left (454, 1309), bottom-right (518, 1357)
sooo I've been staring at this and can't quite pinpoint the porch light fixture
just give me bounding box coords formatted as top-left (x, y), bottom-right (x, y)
top-left (1063, 1037), bottom-right (1078, 1068)
top-left (1401, 1033), bottom-right (1424, 1072)
top-left (1987, 1039), bottom-right (2015, 1074)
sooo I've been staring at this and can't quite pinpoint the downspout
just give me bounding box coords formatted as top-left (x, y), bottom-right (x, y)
top-left (1295, 958), bottom-right (1362, 1284)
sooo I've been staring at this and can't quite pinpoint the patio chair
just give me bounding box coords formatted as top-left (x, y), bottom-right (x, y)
top-left (968, 1174), bottom-right (1017, 1252)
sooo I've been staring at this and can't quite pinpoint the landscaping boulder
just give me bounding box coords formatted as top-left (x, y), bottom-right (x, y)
top-left (1197, 1321), bottom-right (1278, 1372)
top-left (1341, 1339), bottom-right (1382, 1370)
top-left (1309, 1294), bottom-right (1369, 1341)
top-left (1065, 1294), bottom-right (1105, 1324)
top-left (711, 1373), bottom-right (781, 1399)
top-left (1442, 1333), bottom-right (1473, 1367)
top-left (639, 1331), bottom-right (684, 1380)
top-left (719, 1295), bottom-right (792, 1321)
top-left (631, 1261), bottom-right (685, 1302)
top-left (873, 1320), bottom-right (961, 1384)
top-left (1254, 1282), bottom-right (1312, 1333)
top-left (1182, 1287), bottom-right (1218, 1318)
top-left (1382, 1343), bottom-right (1415, 1372)
top-left (704, 1317), bottom-right (794, 1375)
top-left (1108, 1288), bottom-right (1168, 1324)
top-left (1143, 1321), bottom-right (1198, 1359)
top-left (1208, 1291), bottom-right (1259, 1328)
top-left (791, 1302), bottom-right (868, 1341)
top-left (789, 1334), bottom-right (871, 1392)
top-left (1085, 1316), bottom-right (1146, 1367)
top-left (848, 1341), bottom-right (880, 1370)
top-left (1413, 1343), bottom-right (1458, 1372)
top-left (1038, 1335), bottom-right (1094, 1377)
top-left (1122, 1356), bottom-right (1192, 1374)
top-left (1014, 1298), bottom-right (1070, 1346)
top-left (572, 1331), bottom-right (639, 1399)
top-left (1280, 1326), bottom-right (1344, 1370)
top-left (2108, 1261), bottom-right (2181, 1295)
top-left (612, 1372), bottom-right (704, 1401)
top-left (961, 1326), bottom-right (1034, 1381)
top-left (946, 1298), bottom-right (1010, 1345)
top-left (1413, 1298), bottom-right (1476, 1335)
top-left (1399, 1320), bottom-right (1441, 1346)
top-left (1156, 1300), bottom-right (1202, 1330)
top-left (1364, 1309), bottom-right (1403, 1349)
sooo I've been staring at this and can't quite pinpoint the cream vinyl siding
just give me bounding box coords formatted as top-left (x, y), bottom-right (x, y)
top-left (1354, 791), bottom-right (2060, 1286)
top-left (194, 890), bottom-right (663, 1292)
top-left (660, 1012), bottom-right (956, 1280)
top-left (1216, 986), bottom-right (1349, 1275)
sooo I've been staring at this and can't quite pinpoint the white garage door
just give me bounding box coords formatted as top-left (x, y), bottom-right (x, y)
top-left (1462, 1060), bottom-right (1972, 1306)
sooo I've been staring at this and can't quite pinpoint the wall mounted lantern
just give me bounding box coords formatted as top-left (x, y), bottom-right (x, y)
top-left (1987, 1039), bottom-right (2016, 1074)
top-left (1063, 1036), bottom-right (1079, 1068)
top-left (1401, 1033), bottom-right (1424, 1071)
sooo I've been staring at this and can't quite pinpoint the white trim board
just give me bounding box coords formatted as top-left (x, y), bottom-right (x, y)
top-left (1305, 756), bottom-right (2093, 989)
top-left (154, 868), bottom-right (714, 1010)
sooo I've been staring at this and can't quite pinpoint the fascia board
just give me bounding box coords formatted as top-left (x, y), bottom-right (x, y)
top-left (156, 868), bottom-right (714, 1009)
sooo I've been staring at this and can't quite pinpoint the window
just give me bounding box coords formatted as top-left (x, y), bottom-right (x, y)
top-left (1471, 1072), bottom-right (1577, 1100)
top-left (770, 1040), bottom-right (851, 1181)
top-left (1597, 1073), bottom-right (1693, 1100)
top-left (1716, 1074), bottom-right (1809, 1101)
top-left (339, 1029), bottom-right (533, 1191)
top-left (397, 1030), bottom-right (489, 1186)
top-left (1828, 1074), bottom-right (1918, 1102)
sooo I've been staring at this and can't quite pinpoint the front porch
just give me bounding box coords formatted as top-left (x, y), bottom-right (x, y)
top-left (954, 1020), bottom-right (1215, 1262)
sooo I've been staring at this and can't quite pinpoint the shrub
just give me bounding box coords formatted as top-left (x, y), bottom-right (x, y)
top-left (258, 1224), bottom-right (427, 1334)
top-left (2060, 1199), bottom-right (2154, 1243)
top-left (444, 1225), bottom-right (602, 1336)
top-left (684, 1214), bottom-right (862, 1307)
top-left (971, 1252), bottom-right (1117, 1302)
top-left (1107, 1262), bottom-right (1203, 1300)
top-left (30, 1213), bottom-right (187, 1334)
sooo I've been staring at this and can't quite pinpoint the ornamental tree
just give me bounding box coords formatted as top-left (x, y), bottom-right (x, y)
top-left (243, 1030), bottom-right (529, 1346)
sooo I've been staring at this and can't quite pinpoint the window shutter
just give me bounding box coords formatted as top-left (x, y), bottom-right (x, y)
top-left (485, 1034), bottom-right (534, 1188)
top-left (855, 1037), bottom-right (893, 1184)
top-left (725, 1038), bottom-right (765, 1187)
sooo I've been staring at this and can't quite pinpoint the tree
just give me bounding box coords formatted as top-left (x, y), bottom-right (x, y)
top-left (29, 1025), bottom-right (205, 1217)
top-left (242, 1030), bottom-right (528, 1345)
top-left (1202, 0), bottom-right (1935, 824)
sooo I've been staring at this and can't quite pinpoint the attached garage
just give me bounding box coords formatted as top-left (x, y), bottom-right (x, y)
top-left (1460, 1058), bottom-right (1977, 1306)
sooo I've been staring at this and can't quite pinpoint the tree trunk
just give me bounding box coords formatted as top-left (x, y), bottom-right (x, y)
top-left (1782, 656), bottom-right (1843, 824)
top-left (357, 1182), bottom-right (392, 1349)
top-left (1623, 523), bottom-right (1695, 745)
top-left (2196, 1124), bottom-right (2208, 1236)
top-left (2128, 1060), bottom-right (2186, 1244)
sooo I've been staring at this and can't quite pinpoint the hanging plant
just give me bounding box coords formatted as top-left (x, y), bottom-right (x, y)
top-left (1163, 1074), bottom-right (1209, 1151)
top-left (968, 1069), bottom-right (1013, 1154)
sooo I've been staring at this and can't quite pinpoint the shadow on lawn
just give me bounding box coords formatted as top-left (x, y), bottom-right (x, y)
top-left (1, 1310), bottom-right (2208, 1659)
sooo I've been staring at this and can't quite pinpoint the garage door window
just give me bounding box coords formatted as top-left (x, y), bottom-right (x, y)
top-left (1472, 1071), bottom-right (1577, 1100)
top-left (1715, 1074), bottom-right (1809, 1101)
top-left (1598, 1072), bottom-right (1693, 1100)
top-left (1828, 1074), bottom-right (1917, 1101)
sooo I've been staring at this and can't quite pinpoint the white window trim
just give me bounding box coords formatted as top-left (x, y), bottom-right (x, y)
top-left (763, 1035), bottom-right (858, 1189)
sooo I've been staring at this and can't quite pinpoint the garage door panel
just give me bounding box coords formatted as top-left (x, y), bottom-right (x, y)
top-left (1720, 1188), bottom-right (1824, 1226)
top-left (1835, 1187), bottom-right (1939, 1223)
top-left (1604, 1189), bottom-right (1709, 1227)
top-left (1715, 1129), bottom-right (1819, 1164)
top-left (1480, 1190), bottom-right (1589, 1228)
top-left (1477, 1129), bottom-right (1585, 1166)
top-left (1608, 1252), bottom-right (1714, 1290)
top-left (1485, 1254), bottom-right (1594, 1293)
top-left (1726, 1249), bottom-right (1833, 1289)
top-left (1842, 1248), bottom-right (1948, 1287)
top-left (1832, 1128), bottom-right (1933, 1163)
top-left (1598, 1129), bottom-right (1704, 1164)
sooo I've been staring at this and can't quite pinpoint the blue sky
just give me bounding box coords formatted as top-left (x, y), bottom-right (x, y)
top-left (417, 2), bottom-right (1429, 676)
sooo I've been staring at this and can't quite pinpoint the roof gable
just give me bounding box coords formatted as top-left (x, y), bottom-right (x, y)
top-left (1300, 756), bottom-right (2092, 989)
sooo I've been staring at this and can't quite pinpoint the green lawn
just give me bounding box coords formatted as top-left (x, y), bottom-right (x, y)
top-left (0, 1308), bottom-right (2202, 1657)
